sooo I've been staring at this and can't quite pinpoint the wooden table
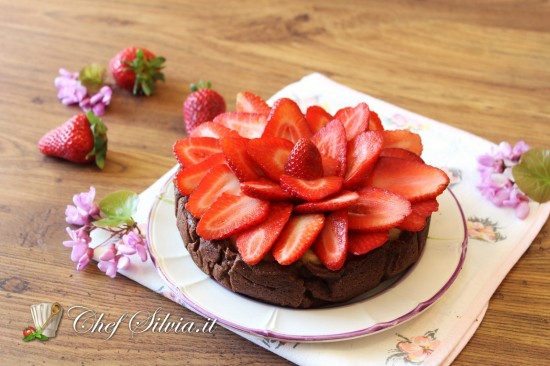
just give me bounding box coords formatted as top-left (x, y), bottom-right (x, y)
top-left (1, 1), bottom-right (548, 364)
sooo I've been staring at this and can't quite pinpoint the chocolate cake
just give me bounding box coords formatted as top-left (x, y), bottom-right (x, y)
top-left (175, 192), bottom-right (430, 308)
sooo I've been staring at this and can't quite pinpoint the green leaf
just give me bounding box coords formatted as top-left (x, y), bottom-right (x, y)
top-left (85, 111), bottom-right (108, 169)
top-left (79, 64), bottom-right (106, 94)
top-left (35, 327), bottom-right (42, 335)
top-left (37, 334), bottom-right (49, 341)
top-left (512, 148), bottom-right (550, 203)
top-left (96, 190), bottom-right (138, 227)
top-left (22, 333), bottom-right (36, 342)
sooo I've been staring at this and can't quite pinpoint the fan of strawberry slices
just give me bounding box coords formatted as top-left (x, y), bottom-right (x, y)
top-left (173, 92), bottom-right (450, 271)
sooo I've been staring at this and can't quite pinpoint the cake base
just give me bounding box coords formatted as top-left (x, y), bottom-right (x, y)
top-left (175, 192), bottom-right (429, 309)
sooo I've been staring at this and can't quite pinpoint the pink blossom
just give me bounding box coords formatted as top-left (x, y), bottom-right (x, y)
top-left (118, 231), bottom-right (148, 262)
top-left (76, 248), bottom-right (94, 271)
top-left (99, 243), bottom-right (117, 261)
top-left (63, 227), bottom-right (92, 263)
top-left (79, 86), bottom-right (112, 116)
top-left (98, 255), bottom-right (131, 278)
top-left (65, 186), bottom-right (99, 225)
top-left (55, 69), bottom-right (87, 105)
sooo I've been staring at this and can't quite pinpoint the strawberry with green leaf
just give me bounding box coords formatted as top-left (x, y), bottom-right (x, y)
top-left (183, 81), bottom-right (226, 134)
top-left (38, 112), bottom-right (108, 169)
top-left (110, 47), bottom-right (165, 96)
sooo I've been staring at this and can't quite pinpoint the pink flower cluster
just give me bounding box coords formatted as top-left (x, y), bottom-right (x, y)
top-left (63, 186), bottom-right (148, 278)
top-left (54, 69), bottom-right (112, 116)
top-left (477, 141), bottom-right (531, 219)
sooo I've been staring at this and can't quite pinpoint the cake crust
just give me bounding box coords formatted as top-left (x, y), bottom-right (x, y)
top-left (175, 191), bottom-right (430, 309)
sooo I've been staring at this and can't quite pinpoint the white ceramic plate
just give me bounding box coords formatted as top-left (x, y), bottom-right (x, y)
top-left (148, 178), bottom-right (467, 342)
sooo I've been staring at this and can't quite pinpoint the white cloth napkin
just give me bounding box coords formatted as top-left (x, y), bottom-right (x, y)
top-left (104, 73), bottom-right (550, 366)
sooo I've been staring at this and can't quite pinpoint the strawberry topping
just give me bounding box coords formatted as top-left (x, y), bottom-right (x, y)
top-left (173, 137), bottom-right (221, 168)
top-left (175, 153), bottom-right (226, 195)
top-left (348, 187), bottom-right (411, 231)
top-left (348, 231), bottom-right (389, 255)
top-left (344, 131), bottom-right (383, 189)
top-left (382, 130), bottom-right (423, 156)
top-left (262, 98), bottom-right (312, 143)
top-left (196, 193), bottom-right (270, 240)
top-left (247, 137), bottom-right (294, 181)
top-left (190, 121), bottom-right (241, 139)
top-left (186, 164), bottom-right (241, 218)
top-left (311, 119), bottom-right (347, 177)
top-left (366, 157), bottom-right (450, 202)
top-left (236, 91), bottom-right (271, 115)
top-left (241, 179), bottom-right (294, 201)
top-left (220, 137), bottom-right (264, 181)
top-left (284, 138), bottom-right (324, 180)
top-left (280, 175), bottom-right (343, 201)
top-left (334, 102), bottom-right (370, 141)
top-left (379, 147), bottom-right (424, 163)
top-left (305, 105), bottom-right (333, 133)
top-left (293, 191), bottom-right (359, 213)
top-left (236, 202), bottom-right (293, 265)
top-left (214, 112), bottom-right (268, 139)
top-left (272, 214), bottom-right (325, 265)
top-left (312, 210), bottom-right (349, 271)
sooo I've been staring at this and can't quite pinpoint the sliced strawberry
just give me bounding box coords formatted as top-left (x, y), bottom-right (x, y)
top-left (214, 112), bottom-right (268, 139)
top-left (293, 191), bottom-right (359, 214)
top-left (344, 131), bottom-right (383, 190)
top-left (236, 202), bottom-right (293, 265)
top-left (311, 119), bottom-right (347, 177)
top-left (236, 91), bottom-right (271, 115)
top-left (196, 193), bottom-right (270, 240)
top-left (334, 103), bottom-right (370, 141)
top-left (174, 153), bottom-right (226, 195)
top-left (186, 164), bottom-right (241, 218)
top-left (305, 105), bottom-right (333, 133)
top-left (241, 179), bottom-right (293, 201)
top-left (189, 121), bottom-right (241, 139)
top-left (280, 175), bottom-right (343, 201)
top-left (312, 210), bottom-right (348, 271)
top-left (382, 130), bottom-right (423, 156)
top-left (173, 137), bottom-right (221, 168)
top-left (272, 213), bottom-right (325, 265)
top-left (367, 111), bottom-right (384, 131)
top-left (366, 157), bottom-right (450, 202)
top-left (398, 198), bottom-right (439, 231)
top-left (247, 137), bottom-right (294, 181)
top-left (262, 98), bottom-right (312, 143)
top-left (284, 138), bottom-right (324, 180)
top-left (397, 212), bottom-right (427, 231)
top-left (379, 147), bottom-right (424, 163)
top-left (348, 231), bottom-right (389, 255)
top-left (347, 187), bottom-right (411, 231)
top-left (220, 137), bottom-right (264, 182)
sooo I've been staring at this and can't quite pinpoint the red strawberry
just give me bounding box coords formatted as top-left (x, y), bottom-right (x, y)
top-left (236, 91), bottom-right (271, 115)
top-left (284, 138), bottom-right (324, 180)
top-left (214, 112), bottom-right (267, 139)
top-left (174, 153), bottom-right (226, 196)
top-left (305, 105), bottom-right (333, 133)
top-left (382, 130), bottom-right (423, 156)
top-left (262, 98), bottom-right (312, 143)
top-left (398, 198), bottom-right (439, 231)
top-left (280, 175), bottom-right (343, 201)
top-left (366, 157), bottom-right (450, 202)
top-left (38, 112), bottom-right (108, 169)
top-left (311, 119), bottom-right (347, 177)
top-left (241, 179), bottom-right (293, 201)
top-left (348, 231), bottom-right (389, 255)
top-left (173, 137), bottom-right (221, 168)
top-left (312, 210), bottom-right (349, 271)
top-left (183, 81), bottom-right (227, 134)
top-left (367, 111), bottom-right (384, 131)
top-left (379, 147), bottom-right (424, 163)
top-left (272, 213), bottom-right (325, 265)
top-left (293, 191), bottom-right (359, 214)
top-left (220, 137), bottom-right (264, 181)
top-left (189, 121), bottom-right (240, 139)
top-left (196, 193), bottom-right (270, 240)
top-left (110, 47), bottom-right (165, 96)
top-left (247, 137), bottom-right (294, 181)
top-left (186, 164), bottom-right (241, 218)
top-left (236, 202), bottom-right (293, 265)
top-left (348, 187), bottom-right (411, 231)
top-left (334, 103), bottom-right (370, 141)
top-left (344, 131), bottom-right (383, 190)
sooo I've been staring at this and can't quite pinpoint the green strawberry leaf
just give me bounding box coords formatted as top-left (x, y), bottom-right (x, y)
top-left (22, 333), bottom-right (36, 342)
top-left (95, 191), bottom-right (138, 227)
top-left (86, 111), bottom-right (108, 169)
top-left (79, 64), bottom-right (106, 94)
top-left (36, 334), bottom-right (49, 341)
top-left (512, 148), bottom-right (550, 203)
top-left (35, 327), bottom-right (42, 335)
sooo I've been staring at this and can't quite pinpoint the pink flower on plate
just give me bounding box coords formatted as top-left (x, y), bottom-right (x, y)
top-left (63, 227), bottom-right (93, 269)
top-left (98, 255), bottom-right (130, 278)
top-left (397, 335), bottom-right (440, 363)
top-left (117, 231), bottom-right (148, 262)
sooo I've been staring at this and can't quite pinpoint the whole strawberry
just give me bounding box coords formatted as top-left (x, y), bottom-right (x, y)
top-left (110, 47), bottom-right (165, 96)
top-left (38, 112), bottom-right (108, 169)
top-left (183, 81), bottom-right (226, 134)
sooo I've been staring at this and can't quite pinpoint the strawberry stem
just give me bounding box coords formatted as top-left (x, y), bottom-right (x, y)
top-left (124, 49), bottom-right (165, 96)
top-left (85, 111), bottom-right (108, 169)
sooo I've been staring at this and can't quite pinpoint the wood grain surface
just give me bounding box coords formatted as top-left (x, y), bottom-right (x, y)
top-left (1, 0), bottom-right (549, 365)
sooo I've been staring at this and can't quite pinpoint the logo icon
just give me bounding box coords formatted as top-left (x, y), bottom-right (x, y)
top-left (22, 302), bottom-right (63, 342)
